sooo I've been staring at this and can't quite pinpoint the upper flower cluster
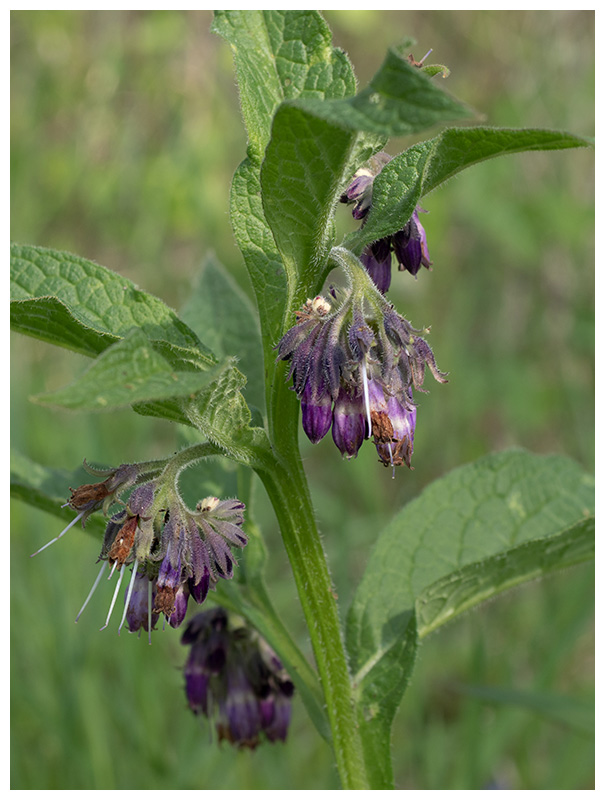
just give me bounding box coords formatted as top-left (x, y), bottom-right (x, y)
top-left (182, 608), bottom-right (294, 749)
top-left (32, 458), bottom-right (247, 640)
top-left (277, 287), bottom-right (446, 472)
top-left (340, 152), bottom-right (432, 293)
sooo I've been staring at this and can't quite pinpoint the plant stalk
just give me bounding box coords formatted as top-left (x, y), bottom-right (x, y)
top-left (260, 370), bottom-right (370, 790)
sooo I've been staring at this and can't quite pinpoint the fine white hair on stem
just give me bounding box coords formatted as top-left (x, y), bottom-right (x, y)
top-left (100, 563), bottom-right (126, 631)
top-left (30, 511), bottom-right (85, 558)
top-left (118, 560), bottom-right (139, 635)
top-left (75, 561), bottom-right (107, 622)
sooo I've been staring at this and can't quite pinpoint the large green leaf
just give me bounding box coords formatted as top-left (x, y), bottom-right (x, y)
top-left (295, 43), bottom-right (473, 137)
top-left (259, 43), bottom-right (473, 303)
top-left (216, 10), bottom-right (358, 361)
top-left (211, 10), bottom-right (356, 163)
top-left (180, 254), bottom-right (265, 413)
top-left (346, 450), bottom-right (594, 786)
top-left (11, 244), bottom-right (270, 467)
top-left (260, 105), bottom-right (360, 296)
top-left (416, 515), bottom-right (595, 638)
top-left (10, 243), bottom-right (213, 371)
top-left (344, 127), bottom-right (593, 253)
top-left (34, 327), bottom-right (229, 412)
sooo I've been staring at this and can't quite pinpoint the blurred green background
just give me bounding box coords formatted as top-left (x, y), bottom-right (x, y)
top-left (11, 10), bottom-right (594, 790)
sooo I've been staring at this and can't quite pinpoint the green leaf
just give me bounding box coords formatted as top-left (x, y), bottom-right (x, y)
top-left (230, 159), bottom-right (288, 363)
top-left (417, 516), bottom-right (595, 638)
top-left (212, 10), bottom-right (356, 163)
top-left (260, 105), bottom-right (361, 296)
top-left (344, 127), bottom-right (593, 253)
top-left (296, 44), bottom-right (473, 137)
top-left (10, 243), bottom-right (213, 371)
top-left (133, 362), bottom-right (271, 469)
top-left (346, 450), bottom-right (594, 780)
top-left (34, 327), bottom-right (229, 412)
top-left (10, 245), bottom-right (271, 465)
top-left (259, 45), bottom-right (473, 301)
top-left (180, 254), bottom-right (265, 413)
top-left (217, 10), bottom-right (359, 362)
top-left (356, 612), bottom-right (419, 790)
top-left (452, 683), bottom-right (594, 736)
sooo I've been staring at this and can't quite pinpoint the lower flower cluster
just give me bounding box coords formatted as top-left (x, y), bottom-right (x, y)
top-left (182, 608), bottom-right (294, 748)
top-left (32, 458), bottom-right (247, 640)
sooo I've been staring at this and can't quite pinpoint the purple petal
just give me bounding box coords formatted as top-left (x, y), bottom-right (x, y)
top-left (331, 385), bottom-right (365, 459)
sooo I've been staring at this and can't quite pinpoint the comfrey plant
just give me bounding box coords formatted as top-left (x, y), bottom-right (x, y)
top-left (11, 11), bottom-right (594, 790)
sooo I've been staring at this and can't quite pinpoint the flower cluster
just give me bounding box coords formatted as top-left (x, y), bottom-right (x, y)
top-left (277, 289), bottom-right (446, 472)
top-left (182, 608), bottom-right (294, 749)
top-left (31, 460), bottom-right (247, 640)
top-left (340, 151), bottom-right (432, 292)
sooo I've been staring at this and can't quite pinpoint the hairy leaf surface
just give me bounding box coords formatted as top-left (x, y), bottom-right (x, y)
top-left (34, 328), bottom-right (229, 412)
top-left (212, 10), bottom-right (356, 162)
top-left (10, 244), bottom-right (213, 371)
top-left (346, 450), bottom-right (594, 778)
top-left (416, 515), bottom-right (595, 638)
top-left (344, 127), bottom-right (593, 253)
top-left (217, 10), bottom-right (358, 358)
top-left (180, 254), bottom-right (265, 413)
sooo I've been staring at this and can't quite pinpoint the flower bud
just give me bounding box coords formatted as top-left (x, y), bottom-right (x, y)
top-left (332, 385), bottom-right (365, 459)
top-left (300, 378), bottom-right (333, 444)
top-left (341, 152), bottom-right (434, 291)
top-left (392, 209), bottom-right (432, 276)
top-left (360, 245), bottom-right (392, 294)
top-left (125, 570), bottom-right (159, 634)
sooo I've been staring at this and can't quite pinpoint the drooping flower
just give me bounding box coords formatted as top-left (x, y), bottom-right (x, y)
top-left (340, 152), bottom-right (433, 291)
top-left (360, 238), bottom-right (393, 294)
top-left (392, 208), bottom-right (432, 276)
top-left (368, 381), bottom-right (417, 473)
top-left (30, 461), bottom-right (140, 559)
top-left (182, 608), bottom-right (294, 749)
top-left (123, 568), bottom-right (160, 635)
top-left (331, 384), bottom-right (366, 459)
top-left (31, 459), bottom-right (247, 639)
top-left (339, 151), bottom-right (392, 220)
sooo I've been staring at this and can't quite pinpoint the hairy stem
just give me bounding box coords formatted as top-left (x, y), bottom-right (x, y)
top-left (260, 369), bottom-right (370, 790)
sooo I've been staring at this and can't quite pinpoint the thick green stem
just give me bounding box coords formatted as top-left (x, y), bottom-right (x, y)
top-left (260, 372), bottom-right (370, 790)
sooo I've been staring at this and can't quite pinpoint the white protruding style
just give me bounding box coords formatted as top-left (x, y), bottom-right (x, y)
top-left (100, 563), bottom-right (126, 631)
top-left (75, 561), bottom-right (108, 623)
top-left (30, 511), bottom-right (86, 558)
top-left (118, 560), bottom-right (139, 634)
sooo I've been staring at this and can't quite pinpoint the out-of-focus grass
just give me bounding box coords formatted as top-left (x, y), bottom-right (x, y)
top-left (11, 10), bottom-right (594, 790)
